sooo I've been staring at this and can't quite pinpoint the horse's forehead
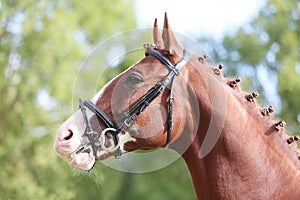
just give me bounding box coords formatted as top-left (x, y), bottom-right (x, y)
top-left (108, 56), bottom-right (169, 83)
top-left (92, 55), bottom-right (171, 104)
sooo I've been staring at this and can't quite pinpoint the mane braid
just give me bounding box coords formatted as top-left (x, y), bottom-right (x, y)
top-left (205, 57), bottom-right (300, 164)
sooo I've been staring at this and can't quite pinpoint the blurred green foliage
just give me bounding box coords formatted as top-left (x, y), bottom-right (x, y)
top-left (205, 0), bottom-right (300, 134)
top-left (0, 0), bottom-right (195, 199)
top-left (1, 0), bottom-right (299, 199)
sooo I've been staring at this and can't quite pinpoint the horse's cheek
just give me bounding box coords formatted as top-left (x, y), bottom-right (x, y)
top-left (135, 104), bottom-right (167, 138)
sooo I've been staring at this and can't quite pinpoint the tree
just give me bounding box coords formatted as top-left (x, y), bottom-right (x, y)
top-left (205, 0), bottom-right (300, 134)
top-left (0, 0), bottom-right (136, 199)
top-left (1, 1), bottom-right (197, 199)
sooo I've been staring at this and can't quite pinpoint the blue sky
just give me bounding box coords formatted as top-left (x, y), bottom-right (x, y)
top-left (135, 0), bottom-right (265, 39)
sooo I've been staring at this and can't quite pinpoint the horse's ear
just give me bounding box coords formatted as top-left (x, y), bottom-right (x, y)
top-left (153, 18), bottom-right (164, 48)
top-left (162, 12), bottom-right (184, 56)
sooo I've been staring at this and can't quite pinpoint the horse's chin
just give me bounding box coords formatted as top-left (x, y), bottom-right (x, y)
top-left (68, 148), bottom-right (120, 170)
top-left (68, 152), bottom-right (96, 171)
top-left (67, 131), bottom-right (137, 170)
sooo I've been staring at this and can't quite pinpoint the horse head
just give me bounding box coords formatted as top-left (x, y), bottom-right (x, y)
top-left (54, 13), bottom-right (206, 170)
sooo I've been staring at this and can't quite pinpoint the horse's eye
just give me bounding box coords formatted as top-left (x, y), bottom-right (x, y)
top-left (125, 73), bottom-right (144, 86)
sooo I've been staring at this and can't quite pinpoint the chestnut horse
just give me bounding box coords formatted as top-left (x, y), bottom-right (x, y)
top-left (54, 14), bottom-right (300, 199)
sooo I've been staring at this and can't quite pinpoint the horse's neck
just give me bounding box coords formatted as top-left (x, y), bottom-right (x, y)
top-left (180, 63), bottom-right (300, 199)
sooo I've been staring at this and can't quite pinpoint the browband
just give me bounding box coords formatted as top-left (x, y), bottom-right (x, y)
top-left (145, 48), bottom-right (192, 75)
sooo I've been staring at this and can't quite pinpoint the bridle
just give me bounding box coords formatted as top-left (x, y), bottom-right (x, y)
top-left (78, 48), bottom-right (191, 158)
top-left (78, 47), bottom-right (192, 159)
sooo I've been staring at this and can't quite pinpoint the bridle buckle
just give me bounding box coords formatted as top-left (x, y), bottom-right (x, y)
top-left (123, 113), bottom-right (138, 127)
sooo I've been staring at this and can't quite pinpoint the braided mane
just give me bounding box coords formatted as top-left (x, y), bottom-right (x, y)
top-left (202, 55), bottom-right (300, 162)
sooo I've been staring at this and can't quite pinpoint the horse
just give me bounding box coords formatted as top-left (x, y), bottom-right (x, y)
top-left (54, 13), bottom-right (300, 199)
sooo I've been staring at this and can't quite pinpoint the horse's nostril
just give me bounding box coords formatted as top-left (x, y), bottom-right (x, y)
top-left (64, 130), bottom-right (73, 140)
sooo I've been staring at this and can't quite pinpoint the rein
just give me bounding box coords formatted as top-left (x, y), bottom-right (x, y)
top-left (78, 48), bottom-right (191, 159)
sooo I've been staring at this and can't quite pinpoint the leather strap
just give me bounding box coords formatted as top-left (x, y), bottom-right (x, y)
top-left (145, 48), bottom-right (192, 75)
